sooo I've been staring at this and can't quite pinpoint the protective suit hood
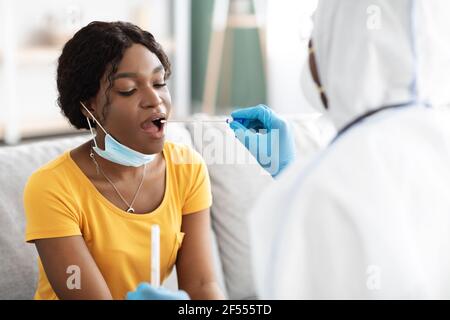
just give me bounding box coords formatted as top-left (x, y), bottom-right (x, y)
top-left (312, 0), bottom-right (450, 130)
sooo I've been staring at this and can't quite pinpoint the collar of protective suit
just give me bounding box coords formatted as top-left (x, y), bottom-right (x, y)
top-left (312, 0), bottom-right (450, 130)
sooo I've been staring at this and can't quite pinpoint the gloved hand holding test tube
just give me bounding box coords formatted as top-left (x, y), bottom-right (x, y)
top-left (126, 224), bottom-right (189, 300)
top-left (228, 105), bottom-right (297, 177)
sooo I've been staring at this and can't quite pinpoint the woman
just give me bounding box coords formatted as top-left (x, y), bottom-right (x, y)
top-left (24, 21), bottom-right (224, 300)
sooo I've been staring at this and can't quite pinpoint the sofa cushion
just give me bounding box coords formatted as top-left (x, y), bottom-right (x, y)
top-left (0, 134), bottom-right (90, 299)
top-left (185, 114), bottom-right (272, 299)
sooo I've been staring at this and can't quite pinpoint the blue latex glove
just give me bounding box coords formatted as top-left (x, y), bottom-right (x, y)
top-left (126, 283), bottom-right (190, 300)
top-left (229, 104), bottom-right (296, 177)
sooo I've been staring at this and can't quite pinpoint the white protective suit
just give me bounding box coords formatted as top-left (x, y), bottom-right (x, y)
top-left (249, 0), bottom-right (450, 299)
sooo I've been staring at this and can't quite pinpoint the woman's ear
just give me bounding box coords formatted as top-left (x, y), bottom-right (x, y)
top-left (80, 101), bottom-right (96, 119)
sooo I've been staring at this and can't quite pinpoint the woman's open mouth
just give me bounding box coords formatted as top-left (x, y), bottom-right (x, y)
top-left (140, 113), bottom-right (167, 139)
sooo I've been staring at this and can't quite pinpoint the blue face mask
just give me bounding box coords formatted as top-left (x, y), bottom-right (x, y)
top-left (81, 102), bottom-right (156, 167)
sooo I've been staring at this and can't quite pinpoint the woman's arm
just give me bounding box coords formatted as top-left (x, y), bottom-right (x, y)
top-left (34, 236), bottom-right (113, 300)
top-left (176, 209), bottom-right (225, 299)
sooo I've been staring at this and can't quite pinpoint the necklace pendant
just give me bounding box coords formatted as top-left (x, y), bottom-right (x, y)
top-left (127, 207), bottom-right (135, 213)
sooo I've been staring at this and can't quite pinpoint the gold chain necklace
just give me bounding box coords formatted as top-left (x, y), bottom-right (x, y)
top-left (89, 148), bottom-right (146, 213)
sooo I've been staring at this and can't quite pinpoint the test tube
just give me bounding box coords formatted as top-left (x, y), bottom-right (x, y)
top-left (151, 224), bottom-right (160, 288)
top-left (232, 118), bottom-right (265, 130)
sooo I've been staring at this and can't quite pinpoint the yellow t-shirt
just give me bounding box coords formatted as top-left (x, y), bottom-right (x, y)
top-left (23, 141), bottom-right (212, 300)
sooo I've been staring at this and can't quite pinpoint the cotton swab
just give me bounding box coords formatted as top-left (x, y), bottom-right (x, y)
top-left (160, 118), bottom-right (265, 130)
top-left (151, 224), bottom-right (160, 288)
top-left (160, 118), bottom-right (231, 124)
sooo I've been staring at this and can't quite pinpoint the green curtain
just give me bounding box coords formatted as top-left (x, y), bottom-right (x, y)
top-left (191, 0), bottom-right (267, 114)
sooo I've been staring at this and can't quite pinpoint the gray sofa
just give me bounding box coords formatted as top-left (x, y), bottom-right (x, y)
top-left (0, 114), bottom-right (335, 300)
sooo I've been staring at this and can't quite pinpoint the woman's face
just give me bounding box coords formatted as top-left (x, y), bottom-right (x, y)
top-left (89, 43), bottom-right (171, 155)
top-left (308, 40), bottom-right (328, 109)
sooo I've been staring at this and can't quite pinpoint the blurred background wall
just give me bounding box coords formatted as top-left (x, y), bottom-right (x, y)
top-left (0, 0), bottom-right (317, 145)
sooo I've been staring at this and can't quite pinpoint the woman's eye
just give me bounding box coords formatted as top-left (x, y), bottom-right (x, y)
top-left (118, 89), bottom-right (136, 97)
top-left (154, 83), bottom-right (167, 89)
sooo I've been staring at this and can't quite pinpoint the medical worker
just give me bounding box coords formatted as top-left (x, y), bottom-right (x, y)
top-left (229, 0), bottom-right (450, 299)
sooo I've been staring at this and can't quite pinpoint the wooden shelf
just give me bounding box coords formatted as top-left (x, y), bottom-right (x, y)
top-left (0, 118), bottom-right (77, 143)
top-left (17, 46), bottom-right (62, 65)
top-left (0, 46), bottom-right (62, 66)
top-left (0, 41), bottom-right (176, 66)
top-left (20, 118), bottom-right (75, 138)
top-left (227, 14), bottom-right (261, 28)
top-left (159, 39), bottom-right (175, 55)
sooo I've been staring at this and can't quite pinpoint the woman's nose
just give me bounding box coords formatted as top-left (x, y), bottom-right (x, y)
top-left (141, 86), bottom-right (163, 108)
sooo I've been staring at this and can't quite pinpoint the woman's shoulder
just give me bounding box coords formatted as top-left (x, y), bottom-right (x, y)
top-left (31, 152), bottom-right (72, 175)
top-left (25, 152), bottom-right (75, 189)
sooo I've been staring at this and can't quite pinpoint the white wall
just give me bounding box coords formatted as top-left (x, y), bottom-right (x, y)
top-left (0, 0), bottom-right (185, 144)
top-left (265, 0), bottom-right (318, 115)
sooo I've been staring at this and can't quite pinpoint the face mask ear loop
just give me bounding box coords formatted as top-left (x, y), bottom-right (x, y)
top-left (85, 116), bottom-right (99, 148)
top-left (80, 102), bottom-right (108, 135)
top-left (80, 102), bottom-right (108, 149)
